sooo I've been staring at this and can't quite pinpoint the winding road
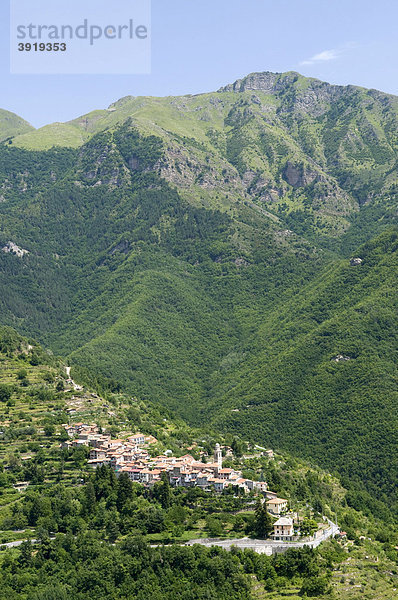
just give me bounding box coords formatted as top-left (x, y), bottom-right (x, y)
top-left (185, 519), bottom-right (340, 554)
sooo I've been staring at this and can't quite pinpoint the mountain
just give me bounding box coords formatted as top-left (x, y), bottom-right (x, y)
top-left (0, 72), bottom-right (397, 516)
top-left (0, 108), bottom-right (34, 142)
top-left (8, 71), bottom-right (398, 248)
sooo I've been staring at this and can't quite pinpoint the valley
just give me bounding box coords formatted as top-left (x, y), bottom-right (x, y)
top-left (0, 71), bottom-right (396, 598)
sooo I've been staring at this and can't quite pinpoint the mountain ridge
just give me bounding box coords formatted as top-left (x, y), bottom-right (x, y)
top-left (5, 70), bottom-right (398, 248)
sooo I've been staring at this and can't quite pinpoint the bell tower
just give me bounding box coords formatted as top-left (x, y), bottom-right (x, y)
top-left (214, 443), bottom-right (222, 469)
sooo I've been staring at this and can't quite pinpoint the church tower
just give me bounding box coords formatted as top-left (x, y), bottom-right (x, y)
top-left (214, 443), bottom-right (222, 469)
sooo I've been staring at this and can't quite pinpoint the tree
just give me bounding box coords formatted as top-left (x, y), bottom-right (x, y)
top-left (18, 540), bottom-right (32, 566)
top-left (107, 519), bottom-right (120, 542)
top-left (313, 498), bottom-right (323, 515)
top-left (73, 447), bottom-right (88, 469)
top-left (84, 481), bottom-right (96, 514)
top-left (59, 428), bottom-right (69, 442)
top-left (253, 498), bottom-right (272, 538)
top-left (0, 384), bottom-right (12, 403)
top-left (167, 504), bottom-right (186, 527)
top-left (116, 473), bottom-right (133, 512)
top-left (206, 516), bottom-right (223, 537)
top-left (232, 514), bottom-right (245, 533)
top-left (299, 575), bottom-right (330, 596)
top-left (153, 471), bottom-right (172, 509)
top-left (231, 438), bottom-right (244, 458)
top-left (16, 369), bottom-right (28, 380)
top-left (44, 423), bottom-right (55, 437)
top-left (300, 519), bottom-right (318, 537)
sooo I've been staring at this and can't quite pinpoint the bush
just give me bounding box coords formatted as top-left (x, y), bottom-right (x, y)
top-left (300, 575), bottom-right (330, 596)
top-left (0, 385), bottom-right (12, 403)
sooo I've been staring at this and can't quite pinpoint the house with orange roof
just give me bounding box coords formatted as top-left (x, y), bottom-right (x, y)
top-left (128, 433), bottom-right (146, 445)
top-left (217, 468), bottom-right (237, 480)
top-left (266, 497), bottom-right (288, 515)
top-left (208, 477), bottom-right (229, 492)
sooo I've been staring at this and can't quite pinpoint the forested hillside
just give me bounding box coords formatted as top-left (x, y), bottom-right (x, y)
top-left (0, 72), bottom-right (397, 518)
top-left (211, 230), bottom-right (398, 515)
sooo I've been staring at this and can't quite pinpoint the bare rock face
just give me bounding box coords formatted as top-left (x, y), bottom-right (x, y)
top-left (129, 156), bottom-right (140, 170)
top-left (282, 161), bottom-right (317, 188)
top-left (218, 71), bottom-right (347, 116)
top-left (2, 241), bottom-right (29, 258)
top-left (350, 257), bottom-right (363, 266)
top-left (219, 71), bottom-right (299, 94)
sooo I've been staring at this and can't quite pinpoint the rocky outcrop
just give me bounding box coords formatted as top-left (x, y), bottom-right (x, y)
top-left (110, 240), bottom-right (130, 255)
top-left (2, 241), bottom-right (29, 258)
top-left (282, 161), bottom-right (317, 188)
top-left (350, 257), bottom-right (363, 266)
top-left (219, 71), bottom-right (301, 94)
top-left (218, 71), bottom-right (349, 117)
top-left (331, 354), bottom-right (351, 362)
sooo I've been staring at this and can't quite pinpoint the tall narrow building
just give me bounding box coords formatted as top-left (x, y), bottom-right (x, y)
top-left (214, 443), bottom-right (222, 469)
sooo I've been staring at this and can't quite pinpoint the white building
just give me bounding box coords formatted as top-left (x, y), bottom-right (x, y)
top-left (214, 443), bottom-right (222, 469)
top-left (272, 517), bottom-right (294, 541)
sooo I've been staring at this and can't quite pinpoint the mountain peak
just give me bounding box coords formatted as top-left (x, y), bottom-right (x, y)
top-left (218, 70), bottom-right (302, 93)
top-left (217, 70), bottom-right (357, 97)
top-left (217, 70), bottom-right (365, 117)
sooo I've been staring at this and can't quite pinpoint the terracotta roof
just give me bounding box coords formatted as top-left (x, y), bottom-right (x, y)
top-left (274, 517), bottom-right (293, 526)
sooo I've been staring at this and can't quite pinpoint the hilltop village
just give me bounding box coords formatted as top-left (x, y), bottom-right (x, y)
top-left (62, 422), bottom-right (274, 496)
top-left (60, 423), bottom-right (300, 537)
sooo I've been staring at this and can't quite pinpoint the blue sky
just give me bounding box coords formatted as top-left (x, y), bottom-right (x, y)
top-left (2, 0), bottom-right (398, 127)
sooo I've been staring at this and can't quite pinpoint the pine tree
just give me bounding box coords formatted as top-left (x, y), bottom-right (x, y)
top-left (116, 472), bottom-right (133, 512)
top-left (106, 519), bottom-right (119, 543)
top-left (254, 497), bottom-right (272, 538)
top-left (18, 540), bottom-right (32, 566)
top-left (157, 471), bottom-right (171, 509)
top-left (84, 481), bottom-right (96, 514)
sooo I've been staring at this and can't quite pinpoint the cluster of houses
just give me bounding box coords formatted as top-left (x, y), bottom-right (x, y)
top-left (61, 423), bottom-right (157, 454)
top-left (62, 424), bottom-right (299, 539)
top-left (62, 425), bottom-right (275, 495)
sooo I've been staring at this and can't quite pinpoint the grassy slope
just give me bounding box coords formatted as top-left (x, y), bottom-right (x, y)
top-left (10, 123), bottom-right (88, 150)
top-left (0, 109), bottom-right (34, 143)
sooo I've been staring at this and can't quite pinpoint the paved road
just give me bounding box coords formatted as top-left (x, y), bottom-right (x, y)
top-left (0, 539), bottom-right (37, 549)
top-left (1, 521), bottom-right (339, 554)
top-left (185, 519), bottom-right (339, 554)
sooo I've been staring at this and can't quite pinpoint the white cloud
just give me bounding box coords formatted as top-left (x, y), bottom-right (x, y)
top-left (300, 48), bottom-right (341, 66)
